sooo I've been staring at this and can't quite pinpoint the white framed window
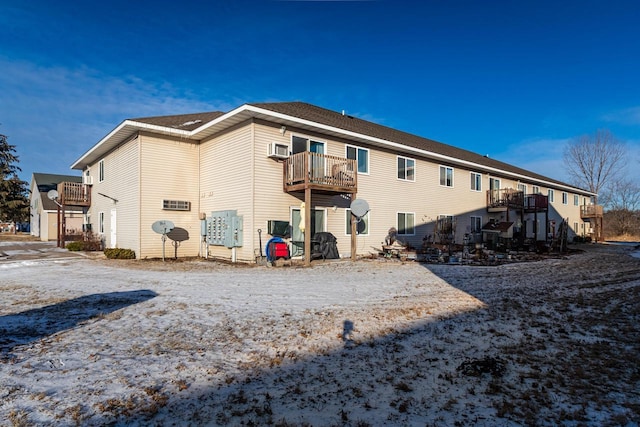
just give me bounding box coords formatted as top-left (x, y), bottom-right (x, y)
top-left (548, 189), bottom-right (555, 203)
top-left (98, 159), bottom-right (105, 182)
top-left (99, 211), bottom-right (105, 233)
top-left (562, 192), bottom-right (568, 204)
top-left (397, 212), bottom-right (415, 236)
top-left (470, 216), bottom-right (482, 233)
top-left (574, 222), bottom-right (578, 232)
top-left (532, 185), bottom-right (540, 194)
top-left (490, 177), bottom-right (500, 190)
top-left (439, 165), bottom-right (454, 187)
top-left (470, 172), bottom-right (482, 192)
top-left (346, 209), bottom-right (369, 235)
top-left (574, 194), bottom-right (579, 206)
top-left (518, 183), bottom-right (527, 194)
top-left (346, 145), bottom-right (369, 174)
top-left (397, 156), bottom-right (415, 181)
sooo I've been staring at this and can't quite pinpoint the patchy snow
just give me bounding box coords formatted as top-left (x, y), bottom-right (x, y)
top-left (1, 243), bottom-right (639, 426)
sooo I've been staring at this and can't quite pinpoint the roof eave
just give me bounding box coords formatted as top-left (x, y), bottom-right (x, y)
top-left (71, 120), bottom-right (192, 170)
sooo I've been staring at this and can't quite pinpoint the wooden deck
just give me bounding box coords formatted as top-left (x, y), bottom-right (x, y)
top-left (487, 189), bottom-right (550, 213)
top-left (57, 182), bottom-right (91, 207)
top-left (487, 188), bottom-right (525, 211)
top-left (283, 152), bottom-right (357, 194)
top-left (580, 204), bottom-right (604, 219)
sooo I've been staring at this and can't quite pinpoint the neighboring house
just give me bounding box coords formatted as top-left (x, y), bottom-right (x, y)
top-left (29, 173), bottom-right (84, 242)
top-left (70, 101), bottom-right (601, 262)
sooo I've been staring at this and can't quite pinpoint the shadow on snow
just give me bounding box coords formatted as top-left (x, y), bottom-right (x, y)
top-left (0, 290), bottom-right (157, 355)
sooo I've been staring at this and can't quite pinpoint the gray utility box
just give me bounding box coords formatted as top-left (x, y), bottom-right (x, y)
top-left (207, 210), bottom-right (243, 248)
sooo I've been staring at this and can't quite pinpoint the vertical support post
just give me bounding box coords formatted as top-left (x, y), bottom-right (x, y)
top-left (351, 193), bottom-right (357, 261)
top-left (57, 205), bottom-right (61, 248)
top-left (61, 204), bottom-right (66, 248)
top-left (304, 187), bottom-right (311, 267)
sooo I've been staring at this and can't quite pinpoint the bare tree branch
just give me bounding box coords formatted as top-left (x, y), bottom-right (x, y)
top-left (563, 129), bottom-right (627, 203)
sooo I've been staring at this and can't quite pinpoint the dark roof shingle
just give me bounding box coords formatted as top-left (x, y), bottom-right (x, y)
top-left (249, 102), bottom-right (576, 190)
top-left (131, 111), bottom-right (225, 131)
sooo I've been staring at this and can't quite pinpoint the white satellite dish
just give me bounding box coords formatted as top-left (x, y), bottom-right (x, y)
top-left (151, 220), bottom-right (175, 262)
top-left (47, 189), bottom-right (59, 200)
top-left (151, 220), bottom-right (175, 235)
top-left (350, 198), bottom-right (370, 219)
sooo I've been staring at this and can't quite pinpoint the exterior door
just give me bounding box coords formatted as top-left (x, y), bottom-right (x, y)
top-left (110, 209), bottom-right (117, 248)
top-left (292, 136), bottom-right (325, 181)
top-left (291, 208), bottom-right (325, 257)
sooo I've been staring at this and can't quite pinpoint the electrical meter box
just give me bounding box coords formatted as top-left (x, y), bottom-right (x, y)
top-left (207, 210), bottom-right (243, 248)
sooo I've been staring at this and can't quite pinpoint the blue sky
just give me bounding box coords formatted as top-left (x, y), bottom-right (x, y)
top-left (1, 0), bottom-right (639, 186)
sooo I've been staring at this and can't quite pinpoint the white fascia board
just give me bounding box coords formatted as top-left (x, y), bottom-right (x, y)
top-left (240, 105), bottom-right (595, 196)
top-left (189, 104), bottom-right (254, 135)
top-left (71, 120), bottom-right (192, 170)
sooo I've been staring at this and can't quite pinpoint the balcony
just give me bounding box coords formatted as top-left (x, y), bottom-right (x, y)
top-left (284, 152), bottom-right (357, 194)
top-left (487, 188), bottom-right (524, 212)
top-left (524, 194), bottom-right (549, 212)
top-left (580, 205), bottom-right (604, 219)
top-left (57, 182), bottom-right (91, 207)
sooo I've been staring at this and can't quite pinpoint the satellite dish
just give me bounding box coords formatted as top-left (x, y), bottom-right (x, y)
top-left (350, 198), bottom-right (370, 219)
top-left (152, 220), bottom-right (175, 235)
top-left (47, 189), bottom-right (59, 200)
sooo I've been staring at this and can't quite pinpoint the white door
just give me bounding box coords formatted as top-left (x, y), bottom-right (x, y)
top-left (110, 209), bottom-right (117, 248)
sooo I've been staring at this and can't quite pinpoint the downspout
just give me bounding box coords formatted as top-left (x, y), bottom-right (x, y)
top-left (251, 120), bottom-right (256, 263)
top-left (138, 134), bottom-right (142, 259)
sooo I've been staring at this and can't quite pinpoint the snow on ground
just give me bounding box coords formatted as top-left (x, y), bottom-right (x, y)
top-left (1, 242), bottom-right (639, 426)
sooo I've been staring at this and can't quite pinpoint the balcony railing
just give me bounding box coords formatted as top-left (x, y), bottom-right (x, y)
top-left (581, 205), bottom-right (603, 219)
top-left (284, 152), bottom-right (357, 193)
top-left (57, 182), bottom-right (91, 207)
top-left (524, 194), bottom-right (549, 210)
top-left (487, 188), bottom-right (524, 210)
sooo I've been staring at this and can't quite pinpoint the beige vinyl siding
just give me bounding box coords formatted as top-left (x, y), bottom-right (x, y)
top-left (139, 134), bottom-right (200, 258)
top-left (200, 122), bottom-right (256, 261)
top-left (45, 211), bottom-right (57, 241)
top-left (251, 123), bottom-right (306, 258)
top-left (87, 136), bottom-right (141, 252)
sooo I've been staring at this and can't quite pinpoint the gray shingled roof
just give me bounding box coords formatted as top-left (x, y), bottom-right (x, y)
top-left (248, 101), bottom-right (576, 190)
top-left (130, 111), bottom-right (225, 131)
top-left (123, 101), bottom-right (584, 192)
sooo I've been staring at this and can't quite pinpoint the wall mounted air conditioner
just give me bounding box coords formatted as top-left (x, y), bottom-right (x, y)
top-left (268, 142), bottom-right (289, 159)
top-left (83, 175), bottom-right (93, 185)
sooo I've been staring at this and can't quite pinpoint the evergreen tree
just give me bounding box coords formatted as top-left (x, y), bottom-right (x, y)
top-left (0, 133), bottom-right (29, 230)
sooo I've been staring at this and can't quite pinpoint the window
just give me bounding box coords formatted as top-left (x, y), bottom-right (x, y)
top-left (574, 195), bottom-right (579, 206)
top-left (470, 172), bottom-right (482, 191)
top-left (574, 222), bottom-right (578, 233)
top-left (346, 209), bottom-right (369, 235)
top-left (562, 192), bottom-right (568, 204)
top-left (548, 189), bottom-right (555, 203)
top-left (397, 156), bottom-right (415, 181)
top-left (397, 212), bottom-right (415, 236)
top-left (346, 145), bottom-right (369, 174)
top-left (99, 211), bottom-right (105, 233)
top-left (518, 183), bottom-right (527, 194)
top-left (532, 186), bottom-right (540, 194)
top-left (439, 166), bottom-right (454, 187)
top-left (490, 177), bottom-right (500, 190)
top-left (163, 200), bottom-right (191, 211)
top-left (99, 159), bottom-right (105, 182)
top-left (470, 216), bottom-right (482, 233)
